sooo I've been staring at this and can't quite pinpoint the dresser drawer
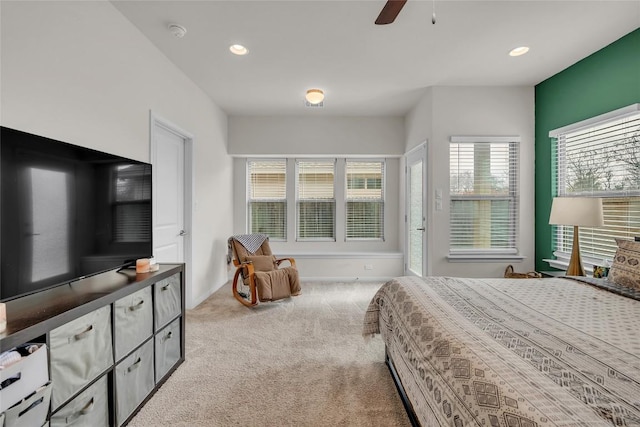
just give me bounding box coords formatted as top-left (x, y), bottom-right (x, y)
top-left (115, 339), bottom-right (154, 426)
top-left (154, 273), bottom-right (181, 330)
top-left (155, 317), bottom-right (181, 383)
top-left (50, 375), bottom-right (109, 427)
top-left (114, 286), bottom-right (153, 361)
top-left (50, 305), bottom-right (113, 410)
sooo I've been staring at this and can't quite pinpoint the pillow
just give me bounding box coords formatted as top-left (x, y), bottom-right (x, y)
top-left (608, 238), bottom-right (640, 290)
top-left (245, 255), bottom-right (277, 272)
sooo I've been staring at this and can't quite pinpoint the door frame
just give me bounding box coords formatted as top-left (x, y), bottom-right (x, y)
top-left (404, 141), bottom-right (428, 277)
top-left (149, 111), bottom-right (194, 307)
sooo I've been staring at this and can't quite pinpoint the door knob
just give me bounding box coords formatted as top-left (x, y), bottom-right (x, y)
top-left (178, 230), bottom-right (187, 236)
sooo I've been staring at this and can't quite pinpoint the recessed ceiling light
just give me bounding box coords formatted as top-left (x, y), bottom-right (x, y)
top-left (509, 46), bottom-right (530, 57)
top-left (229, 44), bottom-right (249, 56)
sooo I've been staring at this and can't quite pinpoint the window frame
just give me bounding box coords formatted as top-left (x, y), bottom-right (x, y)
top-left (448, 136), bottom-right (521, 258)
top-left (345, 159), bottom-right (386, 241)
top-left (548, 104), bottom-right (640, 269)
top-left (295, 158), bottom-right (336, 242)
top-left (246, 158), bottom-right (288, 241)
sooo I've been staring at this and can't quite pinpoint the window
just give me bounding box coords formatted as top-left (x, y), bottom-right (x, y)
top-left (346, 160), bottom-right (385, 240)
top-left (551, 104), bottom-right (640, 263)
top-left (296, 160), bottom-right (335, 240)
top-left (247, 159), bottom-right (287, 240)
top-left (113, 164), bottom-right (151, 243)
top-left (449, 137), bottom-right (519, 254)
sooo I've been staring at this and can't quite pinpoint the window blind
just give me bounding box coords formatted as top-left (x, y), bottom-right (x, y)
top-left (449, 138), bottom-right (519, 253)
top-left (346, 160), bottom-right (384, 240)
top-left (551, 106), bottom-right (640, 262)
top-left (113, 164), bottom-right (151, 242)
top-left (248, 159), bottom-right (287, 240)
top-left (297, 160), bottom-right (335, 240)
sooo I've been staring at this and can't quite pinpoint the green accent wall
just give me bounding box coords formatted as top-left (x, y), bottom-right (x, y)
top-left (535, 28), bottom-right (640, 271)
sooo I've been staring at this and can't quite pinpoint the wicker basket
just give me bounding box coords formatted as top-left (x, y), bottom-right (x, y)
top-left (504, 265), bottom-right (542, 279)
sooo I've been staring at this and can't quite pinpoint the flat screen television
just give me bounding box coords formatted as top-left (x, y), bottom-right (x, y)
top-left (1, 126), bottom-right (152, 301)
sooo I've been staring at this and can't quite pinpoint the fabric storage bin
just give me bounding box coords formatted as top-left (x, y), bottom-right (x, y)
top-left (0, 344), bottom-right (49, 413)
top-left (154, 273), bottom-right (181, 330)
top-left (114, 286), bottom-right (153, 361)
top-left (115, 339), bottom-right (154, 426)
top-left (4, 382), bottom-right (52, 427)
top-left (50, 374), bottom-right (109, 427)
top-left (50, 305), bottom-right (113, 410)
top-left (155, 317), bottom-right (181, 383)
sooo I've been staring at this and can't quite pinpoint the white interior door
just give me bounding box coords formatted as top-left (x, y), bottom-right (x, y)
top-left (405, 143), bottom-right (427, 276)
top-left (152, 123), bottom-right (185, 263)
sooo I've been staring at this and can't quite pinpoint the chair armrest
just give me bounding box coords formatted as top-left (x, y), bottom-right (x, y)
top-left (275, 258), bottom-right (296, 268)
top-left (239, 261), bottom-right (255, 276)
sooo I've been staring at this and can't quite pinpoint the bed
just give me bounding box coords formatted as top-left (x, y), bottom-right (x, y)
top-left (363, 274), bottom-right (640, 426)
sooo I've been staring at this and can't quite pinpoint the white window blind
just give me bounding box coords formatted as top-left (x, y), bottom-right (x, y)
top-left (449, 137), bottom-right (519, 254)
top-left (551, 105), bottom-right (640, 262)
top-left (297, 160), bottom-right (335, 240)
top-left (345, 160), bottom-right (384, 240)
top-left (113, 164), bottom-right (151, 242)
top-left (248, 159), bottom-right (287, 240)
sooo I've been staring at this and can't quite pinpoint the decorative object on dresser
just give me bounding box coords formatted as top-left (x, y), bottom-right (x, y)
top-left (548, 196), bottom-right (604, 276)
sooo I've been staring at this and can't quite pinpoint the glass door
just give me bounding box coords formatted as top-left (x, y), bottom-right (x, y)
top-left (405, 143), bottom-right (427, 276)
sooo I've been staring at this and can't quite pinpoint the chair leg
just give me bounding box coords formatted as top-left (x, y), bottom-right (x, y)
top-left (232, 268), bottom-right (259, 307)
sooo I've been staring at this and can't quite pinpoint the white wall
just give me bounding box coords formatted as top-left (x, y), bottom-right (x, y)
top-left (229, 116), bottom-right (405, 279)
top-left (1, 1), bottom-right (233, 307)
top-left (405, 86), bottom-right (535, 278)
top-left (228, 116), bottom-right (405, 156)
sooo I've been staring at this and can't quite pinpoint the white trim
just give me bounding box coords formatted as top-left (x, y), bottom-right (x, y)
top-left (447, 254), bottom-right (526, 263)
top-left (231, 153), bottom-right (402, 159)
top-left (149, 111), bottom-right (195, 309)
top-left (450, 136), bottom-right (521, 143)
top-left (299, 276), bottom-right (394, 282)
top-left (549, 103), bottom-right (640, 137)
top-left (276, 252), bottom-right (403, 259)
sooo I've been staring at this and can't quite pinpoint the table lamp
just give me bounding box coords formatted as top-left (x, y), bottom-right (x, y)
top-left (549, 197), bottom-right (604, 276)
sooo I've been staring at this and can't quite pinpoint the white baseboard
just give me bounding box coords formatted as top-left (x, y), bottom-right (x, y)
top-left (299, 276), bottom-right (395, 282)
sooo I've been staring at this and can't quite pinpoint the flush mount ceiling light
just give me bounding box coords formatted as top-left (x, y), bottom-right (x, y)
top-left (509, 46), bottom-right (530, 57)
top-left (168, 23), bottom-right (187, 39)
top-left (229, 44), bottom-right (249, 55)
top-left (305, 89), bottom-right (324, 105)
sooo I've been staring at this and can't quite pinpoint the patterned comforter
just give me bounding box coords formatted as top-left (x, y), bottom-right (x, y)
top-left (363, 276), bottom-right (640, 426)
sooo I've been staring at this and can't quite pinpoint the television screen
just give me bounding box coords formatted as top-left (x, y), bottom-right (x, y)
top-left (1, 126), bottom-right (152, 301)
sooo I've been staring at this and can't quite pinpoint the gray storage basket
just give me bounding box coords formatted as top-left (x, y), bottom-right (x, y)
top-left (50, 375), bottom-right (109, 427)
top-left (115, 339), bottom-right (155, 426)
top-left (50, 305), bottom-right (113, 410)
top-left (114, 286), bottom-right (153, 361)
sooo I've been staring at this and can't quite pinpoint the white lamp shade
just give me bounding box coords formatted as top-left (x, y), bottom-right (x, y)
top-left (549, 197), bottom-right (604, 227)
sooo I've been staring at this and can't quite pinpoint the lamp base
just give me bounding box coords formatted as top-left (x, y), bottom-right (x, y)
top-left (566, 225), bottom-right (585, 276)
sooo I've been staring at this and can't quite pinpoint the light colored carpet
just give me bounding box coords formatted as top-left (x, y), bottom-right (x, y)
top-left (129, 281), bottom-right (412, 427)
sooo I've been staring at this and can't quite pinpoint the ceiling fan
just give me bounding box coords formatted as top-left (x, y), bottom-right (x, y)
top-left (375, 0), bottom-right (436, 25)
top-left (375, 0), bottom-right (407, 25)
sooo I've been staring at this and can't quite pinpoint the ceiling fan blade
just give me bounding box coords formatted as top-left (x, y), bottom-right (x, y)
top-left (375, 0), bottom-right (407, 25)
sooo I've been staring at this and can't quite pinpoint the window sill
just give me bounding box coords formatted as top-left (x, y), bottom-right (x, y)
top-left (447, 254), bottom-right (526, 263)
